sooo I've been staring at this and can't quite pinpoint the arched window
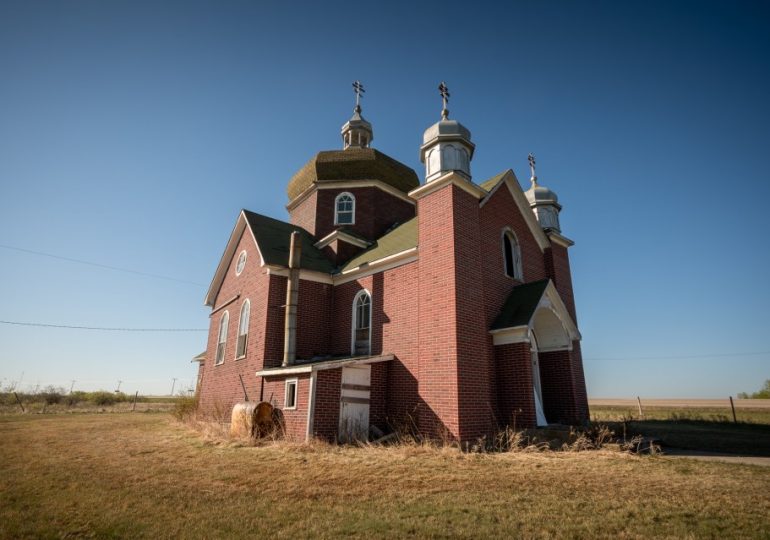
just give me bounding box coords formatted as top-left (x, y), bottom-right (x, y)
top-left (502, 229), bottom-right (523, 280)
top-left (352, 290), bottom-right (371, 356)
top-left (215, 311), bottom-right (229, 365)
top-left (335, 192), bottom-right (355, 225)
top-left (236, 300), bottom-right (250, 359)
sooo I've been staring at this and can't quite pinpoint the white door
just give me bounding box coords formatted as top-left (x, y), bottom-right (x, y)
top-left (339, 365), bottom-right (371, 442)
top-left (531, 335), bottom-right (548, 427)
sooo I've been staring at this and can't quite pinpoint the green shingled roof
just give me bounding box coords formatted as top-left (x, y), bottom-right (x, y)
top-left (340, 218), bottom-right (417, 272)
top-left (242, 210), bottom-right (334, 273)
top-left (286, 148), bottom-right (419, 201)
top-left (491, 279), bottom-right (549, 330)
top-left (479, 170), bottom-right (508, 192)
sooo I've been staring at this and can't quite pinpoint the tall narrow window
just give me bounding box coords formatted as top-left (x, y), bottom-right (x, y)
top-left (215, 311), bottom-right (229, 365)
top-left (352, 290), bottom-right (371, 356)
top-left (503, 230), bottom-right (523, 280)
top-left (236, 300), bottom-right (250, 359)
top-left (335, 192), bottom-right (355, 225)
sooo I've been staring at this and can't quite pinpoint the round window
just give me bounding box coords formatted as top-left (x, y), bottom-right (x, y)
top-left (235, 250), bottom-right (247, 275)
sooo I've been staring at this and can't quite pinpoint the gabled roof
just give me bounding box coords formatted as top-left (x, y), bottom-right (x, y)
top-left (287, 148), bottom-right (419, 201)
top-left (204, 210), bottom-right (334, 307)
top-left (479, 169), bottom-right (551, 252)
top-left (491, 280), bottom-right (550, 330)
top-left (340, 218), bottom-right (417, 272)
top-left (479, 170), bottom-right (508, 192)
top-left (242, 210), bottom-right (333, 273)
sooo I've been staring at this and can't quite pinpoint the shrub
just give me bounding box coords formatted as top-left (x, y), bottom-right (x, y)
top-left (172, 395), bottom-right (198, 421)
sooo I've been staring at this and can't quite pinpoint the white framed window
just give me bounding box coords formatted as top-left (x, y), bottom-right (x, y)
top-left (235, 299), bottom-right (250, 359)
top-left (235, 250), bottom-right (247, 276)
top-left (502, 229), bottom-right (523, 280)
top-left (334, 192), bottom-right (355, 225)
top-left (351, 289), bottom-right (372, 356)
top-left (215, 311), bottom-right (229, 365)
top-left (284, 378), bottom-right (298, 410)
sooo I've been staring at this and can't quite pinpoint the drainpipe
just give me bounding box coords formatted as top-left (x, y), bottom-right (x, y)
top-left (282, 231), bottom-right (302, 367)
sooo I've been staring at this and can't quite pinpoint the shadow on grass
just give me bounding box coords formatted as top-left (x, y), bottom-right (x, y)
top-left (604, 418), bottom-right (770, 457)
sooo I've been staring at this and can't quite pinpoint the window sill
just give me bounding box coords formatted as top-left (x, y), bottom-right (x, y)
top-left (235, 355), bottom-right (246, 361)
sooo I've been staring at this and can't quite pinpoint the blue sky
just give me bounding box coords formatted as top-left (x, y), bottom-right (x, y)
top-left (1, 0), bottom-right (768, 397)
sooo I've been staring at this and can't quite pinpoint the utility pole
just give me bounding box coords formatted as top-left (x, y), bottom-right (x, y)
top-left (170, 378), bottom-right (177, 396)
top-left (69, 380), bottom-right (76, 394)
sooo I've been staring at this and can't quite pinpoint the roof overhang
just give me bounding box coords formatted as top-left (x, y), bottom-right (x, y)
top-left (314, 229), bottom-right (372, 250)
top-left (490, 280), bottom-right (581, 350)
top-left (256, 353), bottom-right (395, 377)
top-left (408, 171), bottom-right (487, 201)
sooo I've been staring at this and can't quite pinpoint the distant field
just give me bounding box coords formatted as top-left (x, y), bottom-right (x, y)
top-left (589, 399), bottom-right (770, 424)
top-left (2, 414), bottom-right (770, 538)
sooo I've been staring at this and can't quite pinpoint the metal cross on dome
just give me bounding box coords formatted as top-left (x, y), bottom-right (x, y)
top-left (438, 82), bottom-right (450, 118)
top-left (528, 152), bottom-right (537, 178)
top-left (352, 81), bottom-right (365, 108)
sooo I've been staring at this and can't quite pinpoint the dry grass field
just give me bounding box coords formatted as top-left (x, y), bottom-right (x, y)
top-left (2, 413), bottom-right (770, 539)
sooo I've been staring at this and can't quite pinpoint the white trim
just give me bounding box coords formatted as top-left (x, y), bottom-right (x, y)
top-left (235, 250), bottom-right (247, 276)
top-left (546, 231), bottom-right (575, 248)
top-left (490, 326), bottom-right (530, 346)
top-left (286, 180), bottom-right (416, 211)
top-left (334, 192), bottom-right (356, 226)
top-left (408, 171), bottom-right (486, 201)
top-left (489, 280), bottom-right (581, 345)
top-left (204, 210), bottom-right (265, 307)
top-left (256, 353), bottom-right (394, 377)
top-left (335, 247), bottom-right (417, 283)
top-left (351, 289), bottom-right (372, 356)
top-left (306, 370), bottom-right (318, 441)
top-left (284, 378), bottom-right (298, 410)
top-left (314, 229), bottom-right (371, 250)
top-left (265, 266), bottom-right (334, 284)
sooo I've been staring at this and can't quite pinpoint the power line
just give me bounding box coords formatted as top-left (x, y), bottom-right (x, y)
top-left (0, 244), bottom-right (204, 287)
top-left (586, 351), bottom-right (770, 361)
top-left (0, 320), bottom-right (206, 332)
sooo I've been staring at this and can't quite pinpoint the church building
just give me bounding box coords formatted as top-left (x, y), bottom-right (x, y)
top-left (195, 83), bottom-right (589, 442)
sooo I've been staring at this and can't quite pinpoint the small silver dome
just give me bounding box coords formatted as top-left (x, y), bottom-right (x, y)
top-left (524, 178), bottom-right (560, 206)
top-left (422, 118), bottom-right (472, 145)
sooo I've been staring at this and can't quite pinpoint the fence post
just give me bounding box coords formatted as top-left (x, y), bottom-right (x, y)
top-left (636, 396), bottom-right (644, 418)
top-left (729, 396), bottom-right (737, 423)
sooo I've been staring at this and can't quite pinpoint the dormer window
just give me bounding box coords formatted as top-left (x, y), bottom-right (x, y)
top-left (502, 229), bottom-right (523, 280)
top-left (335, 192), bottom-right (355, 225)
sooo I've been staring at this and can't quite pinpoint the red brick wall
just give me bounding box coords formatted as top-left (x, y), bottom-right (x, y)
top-left (546, 243), bottom-right (577, 324)
top-left (312, 369), bottom-right (340, 441)
top-left (198, 230), bottom-right (271, 418)
top-left (416, 182), bottom-right (495, 441)
top-left (570, 341), bottom-right (589, 422)
top-left (261, 374), bottom-right (310, 441)
top-left (538, 349), bottom-right (577, 424)
top-left (289, 187), bottom-right (415, 242)
top-left (288, 191), bottom-right (318, 236)
top-left (495, 342), bottom-right (537, 430)
top-left (321, 238), bottom-right (363, 266)
top-left (479, 181), bottom-right (548, 326)
top-left (369, 361), bottom-right (388, 431)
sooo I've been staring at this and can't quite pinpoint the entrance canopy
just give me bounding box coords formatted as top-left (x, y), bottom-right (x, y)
top-left (489, 279), bottom-right (580, 350)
